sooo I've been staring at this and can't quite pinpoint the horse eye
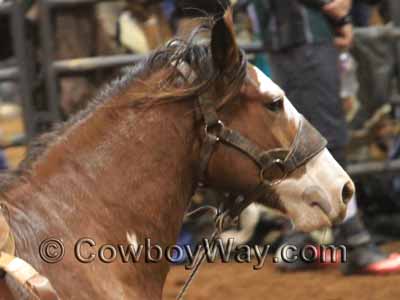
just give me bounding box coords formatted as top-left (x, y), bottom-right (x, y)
top-left (264, 98), bottom-right (284, 112)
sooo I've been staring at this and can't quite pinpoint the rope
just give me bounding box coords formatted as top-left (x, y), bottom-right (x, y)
top-left (175, 229), bottom-right (219, 300)
top-left (177, 197), bottom-right (247, 299)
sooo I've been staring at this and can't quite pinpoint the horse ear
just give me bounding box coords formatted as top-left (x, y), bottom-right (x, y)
top-left (211, 9), bottom-right (240, 72)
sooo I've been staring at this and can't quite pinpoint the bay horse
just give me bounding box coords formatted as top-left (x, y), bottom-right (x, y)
top-left (0, 10), bottom-right (354, 300)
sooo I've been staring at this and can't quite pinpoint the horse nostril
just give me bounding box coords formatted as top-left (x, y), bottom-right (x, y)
top-left (341, 181), bottom-right (355, 205)
top-left (302, 186), bottom-right (332, 216)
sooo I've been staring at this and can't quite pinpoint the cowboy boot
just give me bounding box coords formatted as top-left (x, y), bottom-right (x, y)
top-left (275, 231), bottom-right (320, 271)
top-left (334, 215), bottom-right (400, 275)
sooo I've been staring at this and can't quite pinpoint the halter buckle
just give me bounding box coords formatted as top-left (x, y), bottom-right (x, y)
top-left (204, 120), bottom-right (225, 141)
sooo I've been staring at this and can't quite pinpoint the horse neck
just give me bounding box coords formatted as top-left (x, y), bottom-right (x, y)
top-left (4, 98), bottom-right (200, 297)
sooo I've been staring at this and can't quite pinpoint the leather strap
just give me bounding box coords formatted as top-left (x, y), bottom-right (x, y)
top-left (0, 205), bottom-right (60, 300)
top-left (284, 117), bottom-right (327, 173)
top-left (198, 134), bottom-right (219, 184)
top-left (0, 252), bottom-right (60, 300)
top-left (218, 127), bottom-right (267, 167)
top-left (198, 97), bottom-right (220, 128)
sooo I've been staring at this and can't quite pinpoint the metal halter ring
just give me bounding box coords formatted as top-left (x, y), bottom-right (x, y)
top-left (259, 158), bottom-right (287, 185)
top-left (204, 120), bottom-right (225, 141)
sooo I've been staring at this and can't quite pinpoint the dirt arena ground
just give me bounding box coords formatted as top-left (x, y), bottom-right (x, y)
top-left (164, 243), bottom-right (400, 300)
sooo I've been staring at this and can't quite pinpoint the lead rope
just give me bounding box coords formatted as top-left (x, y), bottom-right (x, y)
top-left (175, 229), bottom-right (218, 300)
top-left (176, 205), bottom-right (231, 300)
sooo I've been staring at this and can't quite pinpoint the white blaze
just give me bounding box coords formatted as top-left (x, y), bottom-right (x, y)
top-left (253, 66), bottom-right (301, 127)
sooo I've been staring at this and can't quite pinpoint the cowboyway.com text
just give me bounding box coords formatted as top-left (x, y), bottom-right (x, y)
top-left (39, 237), bottom-right (347, 270)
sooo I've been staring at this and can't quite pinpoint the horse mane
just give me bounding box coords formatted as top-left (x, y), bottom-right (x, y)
top-left (1, 20), bottom-right (247, 191)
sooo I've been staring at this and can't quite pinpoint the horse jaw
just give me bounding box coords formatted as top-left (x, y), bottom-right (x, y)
top-left (272, 149), bottom-right (353, 232)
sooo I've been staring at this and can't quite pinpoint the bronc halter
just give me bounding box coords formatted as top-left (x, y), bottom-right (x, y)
top-left (177, 51), bottom-right (328, 220)
top-left (196, 95), bottom-right (328, 218)
top-left (176, 53), bottom-right (328, 299)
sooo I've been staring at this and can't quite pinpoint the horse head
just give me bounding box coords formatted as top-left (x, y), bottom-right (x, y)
top-left (196, 10), bottom-right (354, 232)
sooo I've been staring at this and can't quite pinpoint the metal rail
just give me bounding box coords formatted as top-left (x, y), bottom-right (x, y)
top-left (0, 0), bottom-right (36, 140)
top-left (348, 160), bottom-right (400, 177)
top-left (0, 66), bottom-right (19, 81)
top-left (242, 43), bottom-right (266, 54)
top-left (39, 0), bottom-right (62, 122)
top-left (53, 54), bottom-right (144, 76)
top-left (43, 0), bottom-right (97, 7)
top-left (0, 1), bottom-right (12, 14)
top-left (11, 0), bottom-right (36, 140)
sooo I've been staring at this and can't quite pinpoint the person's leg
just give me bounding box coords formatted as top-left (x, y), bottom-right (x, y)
top-left (269, 44), bottom-right (344, 271)
top-left (269, 43), bottom-right (348, 148)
